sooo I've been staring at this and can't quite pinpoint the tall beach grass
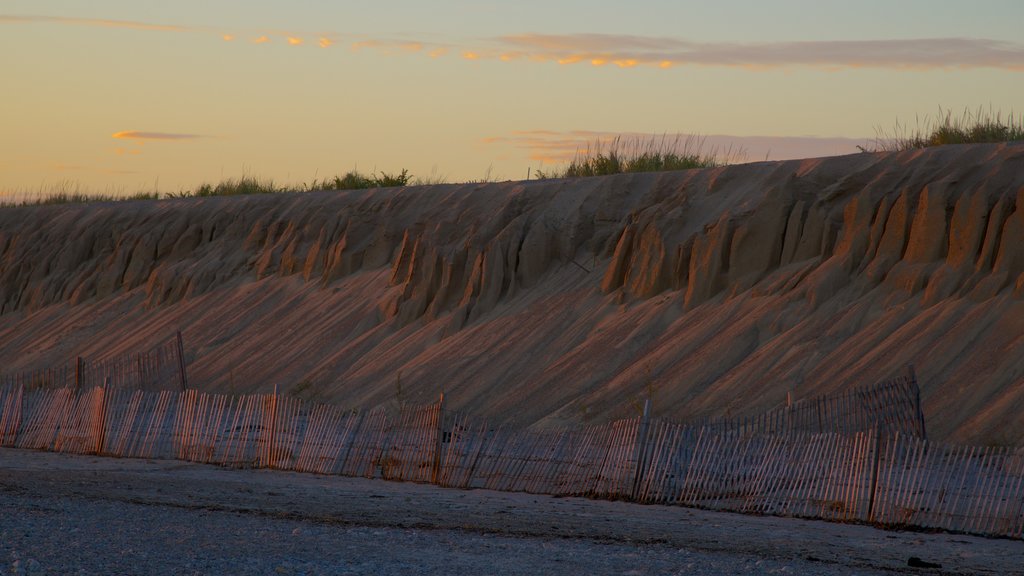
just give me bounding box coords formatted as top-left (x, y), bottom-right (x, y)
top-left (533, 134), bottom-right (744, 179)
top-left (867, 106), bottom-right (1023, 152)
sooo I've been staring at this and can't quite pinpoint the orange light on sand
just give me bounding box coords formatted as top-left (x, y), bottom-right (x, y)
top-left (557, 55), bottom-right (582, 65)
top-left (253, 35), bottom-right (270, 44)
top-left (402, 42), bottom-right (423, 52)
top-left (222, 34), bottom-right (234, 42)
top-left (659, 60), bottom-right (673, 69)
top-left (429, 48), bottom-right (447, 58)
top-left (287, 37), bottom-right (303, 46)
top-left (613, 59), bottom-right (638, 68)
top-left (500, 53), bottom-right (516, 62)
top-left (319, 37), bottom-right (333, 48)
top-left (591, 58), bottom-right (607, 66)
top-left (462, 51), bottom-right (479, 60)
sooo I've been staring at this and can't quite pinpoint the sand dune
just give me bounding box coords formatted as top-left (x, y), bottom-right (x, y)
top-left (1, 143), bottom-right (1022, 444)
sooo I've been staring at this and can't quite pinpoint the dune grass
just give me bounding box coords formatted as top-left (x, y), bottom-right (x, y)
top-left (867, 106), bottom-right (1024, 152)
top-left (162, 175), bottom-right (280, 198)
top-left (532, 134), bottom-right (738, 179)
top-left (0, 181), bottom-right (161, 208)
top-left (1, 169), bottom-right (423, 207)
top-left (304, 169), bottom-right (415, 192)
top-left (5, 109), bottom-right (1022, 208)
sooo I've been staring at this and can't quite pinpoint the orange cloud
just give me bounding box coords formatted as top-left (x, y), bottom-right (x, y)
top-left (351, 40), bottom-right (383, 51)
top-left (112, 131), bottom-right (203, 141)
top-left (287, 37), bottom-right (303, 46)
top-left (495, 33), bottom-right (1024, 71)
top-left (253, 35), bottom-right (270, 44)
top-left (462, 51), bottom-right (479, 60)
top-left (349, 38), bottom-right (444, 57)
top-left (319, 37), bottom-right (334, 48)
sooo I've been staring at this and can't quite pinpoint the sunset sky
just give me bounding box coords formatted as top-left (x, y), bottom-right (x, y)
top-left (2, 1), bottom-right (1022, 194)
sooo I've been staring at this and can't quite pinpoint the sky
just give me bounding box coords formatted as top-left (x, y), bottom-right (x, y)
top-left (2, 1), bottom-right (1022, 195)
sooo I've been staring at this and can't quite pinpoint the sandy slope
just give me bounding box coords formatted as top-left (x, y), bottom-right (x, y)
top-left (1, 143), bottom-right (1023, 444)
top-left (2, 448), bottom-right (1022, 575)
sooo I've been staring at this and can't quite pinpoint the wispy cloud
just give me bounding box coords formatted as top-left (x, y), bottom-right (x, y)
top-left (351, 38), bottom-right (442, 56)
top-left (486, 130), bottom-right (871, 164)
top-left (6, 13), bottom-right (1022, 72)
top-left (493, 34), bottom-right (1024, 71)
top-left (112, 131), bottom-right (204, 141)
top-left (0, 14), bottom-right (187, 32)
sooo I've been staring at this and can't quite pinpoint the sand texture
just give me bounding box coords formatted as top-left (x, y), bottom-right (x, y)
top-left (3, 448), bottom-right (1022, 575)
top-left (1, 143), bottom-right (1023, 444)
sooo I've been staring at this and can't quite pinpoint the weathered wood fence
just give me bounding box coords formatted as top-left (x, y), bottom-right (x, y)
top-left (696, 370), bottom-right (926, 438)
top-left (0, 332), bottom-right (187, 393)
top-left (1, 376), bottom-right (1021, 539)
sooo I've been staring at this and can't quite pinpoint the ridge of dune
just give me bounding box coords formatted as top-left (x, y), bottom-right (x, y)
top-left (1, 143), bottom-right (1023, 445)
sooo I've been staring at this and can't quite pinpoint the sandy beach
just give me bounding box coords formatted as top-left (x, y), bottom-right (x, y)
top-left (2, 448), bottom-right (1022, 575)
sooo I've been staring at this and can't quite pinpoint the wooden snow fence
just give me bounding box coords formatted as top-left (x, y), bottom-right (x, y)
top-left (1, 379), bottom-right (1022, 539)
top-left (0, 332), bottom-right (187, 394)
top-left (869, 433), bottom-right (1024, 537)
top-left (697, 370), bottom-right (926, 439)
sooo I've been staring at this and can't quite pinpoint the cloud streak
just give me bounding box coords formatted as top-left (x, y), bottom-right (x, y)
top-left (494, 34), bottom-right (1024, 71)
top-left (0, 14), bottom-right (187, 32)
top-left (112, 131), bottom-right (204, 141)
top-left (6, 13), bottom-right (1022, 71)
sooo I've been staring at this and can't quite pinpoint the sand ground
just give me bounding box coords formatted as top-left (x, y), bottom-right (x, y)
top-left (1, 448), bottom-right (1022, 575)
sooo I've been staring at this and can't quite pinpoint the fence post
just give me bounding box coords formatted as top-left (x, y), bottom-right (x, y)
top-left (867, 427), bottom-right (883, 522)
top-left (907, 364), bottom-right (926, 440)
top-left (266, 384), bottom-right (278, 469)
top-left (631, 398), bottom-right (651, 500)
top-left (175, 331), bottom-right (188, 391)
top-left (93, 377), bottom-right (109, 455)
top-left (432, 392), bottom-right (445, 485)
top-left (75, 357), bottom-right (84, 391)
top-left (136, 353), bottom-right (145, 390)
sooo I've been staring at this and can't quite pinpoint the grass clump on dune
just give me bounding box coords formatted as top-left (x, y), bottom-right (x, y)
top-left (3, 169), bottom-right (421, 207)
top-left (168, 175), bottom-right (280, 198)
top-left (533, 134), bottom-right (741, 179)
top-left (0, 181), bottom-right (159, 207)
top-left (867, 106), bottom-right (1024, 152)
top-left (305, 169), bottom-right (414, 191)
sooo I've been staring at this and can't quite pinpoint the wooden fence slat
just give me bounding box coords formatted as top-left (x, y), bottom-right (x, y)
top-left (4, 370), bottom-right (1024, 539)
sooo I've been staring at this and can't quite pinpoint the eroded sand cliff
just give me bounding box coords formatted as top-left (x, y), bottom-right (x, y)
top-left (1, 143), bottom-right (1023, 444)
